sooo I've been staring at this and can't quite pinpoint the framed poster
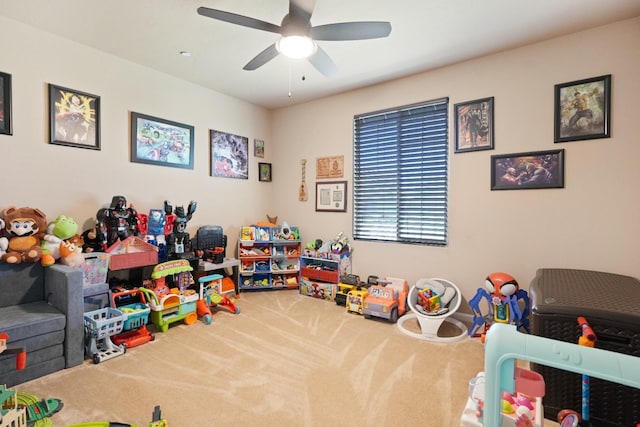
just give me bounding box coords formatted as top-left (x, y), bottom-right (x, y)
top-left (49, 84), bottom-right (100, 149)
top-left (130, 112), bottom-right (194, 169)
top-left (0, 71), bottom-right (12, 135)
top-left (316, 155), bottom-right (344, 179)
top-left (554, 74), bottom-right (611, 143)
top-left (254, 139), bottom-right (264, 157)
top-left (258, 162), bottom-right (272, 182)
top-left (210, 129), bottom-right (249, 179)
top-left (454, 97), bottom-right (494, 153)
top-left (491, 149), bottom-right (564, 190)
top-left (316, 181), bottom-right (347, 212)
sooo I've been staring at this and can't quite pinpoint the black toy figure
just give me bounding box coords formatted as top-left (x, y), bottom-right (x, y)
top-left (96, 195), bottom-right (140, 250)
top-left (165, 200), bottom-right (197, 259)
top-left (81, 225), bottom-right (104, 253)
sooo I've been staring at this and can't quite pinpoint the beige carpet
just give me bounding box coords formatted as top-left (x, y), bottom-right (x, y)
top-left (16, 289), bottom-right (486, 426)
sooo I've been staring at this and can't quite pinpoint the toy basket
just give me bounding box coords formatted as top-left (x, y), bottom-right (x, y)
top-left (112, 290), bottom-right (151, 331)
top-left (84, 307), bottom-right (125, 339)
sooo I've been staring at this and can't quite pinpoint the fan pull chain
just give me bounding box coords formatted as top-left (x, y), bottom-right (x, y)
top-left (288, 61), bottom-right (292, 98)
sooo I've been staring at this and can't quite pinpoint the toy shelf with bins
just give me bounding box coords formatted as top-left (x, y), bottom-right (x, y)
top-left (238, 225), bottom-right (301, 291)
top-left (299, 249), bottom-right (352, 301)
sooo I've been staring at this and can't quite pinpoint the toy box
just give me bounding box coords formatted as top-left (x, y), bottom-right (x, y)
top-left (530, 268), bottom-right (640, 426)
top-left (79, 252), bottom-right (110, 286)
top-left (299, 278), bottom-right (336, 301)
top-left (106, 237), bottom-right (158, 270)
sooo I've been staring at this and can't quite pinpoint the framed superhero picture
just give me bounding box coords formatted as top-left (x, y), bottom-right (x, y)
top-left (490, 149), bottom-right (564, 191)
top-left (0, 71), bottom-right (12, 135)
top-left (130, 111), bottom-right (195, 169)
top-left (49, 84), bottom-right (100, 150)
top-left (210, 129), bottom-right (249, 179)
top-left (454, 96), bottom-right (494, 153)
top-left (554, 74), bottom-right (611, 143)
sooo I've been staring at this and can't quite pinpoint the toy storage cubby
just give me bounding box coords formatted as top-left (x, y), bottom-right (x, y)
top-left (238, 225), bottom-right (301, 291)
top-left (299, 249), bottom-right (352, 301)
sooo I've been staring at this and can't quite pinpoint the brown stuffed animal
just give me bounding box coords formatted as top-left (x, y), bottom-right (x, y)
top-left (1, 206), bottom-right (47, 264)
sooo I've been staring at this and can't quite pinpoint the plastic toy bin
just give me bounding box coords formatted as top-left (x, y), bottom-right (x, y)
top-left (530, 268), bottom-right (640, 426)
top-left (80, 252), bottom-right (110, 286)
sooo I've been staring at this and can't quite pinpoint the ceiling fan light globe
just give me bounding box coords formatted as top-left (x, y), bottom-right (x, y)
top-left (276, 35), bottom-right (316, 59)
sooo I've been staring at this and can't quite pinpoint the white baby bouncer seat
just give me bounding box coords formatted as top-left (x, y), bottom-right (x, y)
top-left (397, 278), bottom-right (468, 342)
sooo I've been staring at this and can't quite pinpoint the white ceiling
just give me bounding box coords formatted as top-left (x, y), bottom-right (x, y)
top-left (1, 0), bottom-right (639, 109)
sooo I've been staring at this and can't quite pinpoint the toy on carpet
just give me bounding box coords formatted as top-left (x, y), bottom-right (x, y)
top-left (139, 260), bottom-right (199, 333)
top-left (397, 278), bottom-right (468, 342)
top-left (196, 274), bottom-right (240, 325)
top-left (362, 276), bottom-right (408, 323)
top-left (1, 206), bottom-right (47, 264)
top-left (110, 288), bottom-right (154, 349)
top-left (66, 405), bottom-right (168, 427)
top-left (17, 391), bottom-right (63, 427)
top-left (468, 272), bottom-right (530, 341)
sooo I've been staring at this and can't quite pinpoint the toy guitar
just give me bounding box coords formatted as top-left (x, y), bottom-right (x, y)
top-left (299, 159), bottom-right (308, 201)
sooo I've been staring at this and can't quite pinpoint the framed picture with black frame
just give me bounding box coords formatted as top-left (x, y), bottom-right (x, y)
top-left (130, 111), bottom-right (194, 169)
top-left (49, 84), bottom-right (100, 149)
top-left (454, 96), bottom-right (494, 153)
top-left (0, 71), bottom-right (12, 135)
top-left (491, 149), bottom-right (564, 190)
top-left (554, 74), bottom-right (611, 143)
top-left (259, 162), bottom-right (272, 182)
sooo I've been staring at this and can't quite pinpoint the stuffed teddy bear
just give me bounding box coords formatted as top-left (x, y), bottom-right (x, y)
top-left (41, 214), bottom-right (79, 267)
top-left (1, 206), bottom-right (47, 264)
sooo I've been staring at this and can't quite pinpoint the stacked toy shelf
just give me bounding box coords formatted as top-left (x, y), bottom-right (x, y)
top-left (238, 224), bottom-right (301, 291)
top-left (299, 245), bottom-right (352, 301)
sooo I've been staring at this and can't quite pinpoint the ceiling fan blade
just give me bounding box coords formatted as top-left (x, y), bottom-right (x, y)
top-left (310, 21), bottom-right (392, 41)
top-left (197, 7), bottom-right (281, 34)
top-left (289, 0), bottom-right (316, 24)
top-left (243, 44), bottom-right (280, 71)
top-left (308, 46), bottom-right (337, 77)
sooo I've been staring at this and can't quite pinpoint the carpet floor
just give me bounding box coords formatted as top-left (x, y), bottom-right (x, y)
top-left (15, 289), bottom-right (486, 426)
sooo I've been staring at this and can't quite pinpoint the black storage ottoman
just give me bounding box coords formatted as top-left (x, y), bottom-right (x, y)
top-left (530, 268), bottom-right (640, 427)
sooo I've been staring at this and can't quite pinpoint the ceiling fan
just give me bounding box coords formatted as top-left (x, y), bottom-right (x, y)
top-left (197, 0), bottom-right (392, 77)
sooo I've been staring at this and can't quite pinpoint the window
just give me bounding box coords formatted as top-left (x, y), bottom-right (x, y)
top-left (353, 98), bottom-right (449, 245)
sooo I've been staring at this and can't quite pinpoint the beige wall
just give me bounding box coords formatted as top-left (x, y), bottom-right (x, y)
top-left (1, 16), bottom-right (272, 241)
top-left (2, 15), bottom-right (639, 305)
top-left (271, 17), bottom-right (640, 302)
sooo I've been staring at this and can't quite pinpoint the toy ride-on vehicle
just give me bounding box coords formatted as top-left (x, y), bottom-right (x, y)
top-left (197, 274), bottom-right (240, 324)
top-left (335, 274), bottom-right (361, 307)
top-left (363, 277), bottom-right (409, 323)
